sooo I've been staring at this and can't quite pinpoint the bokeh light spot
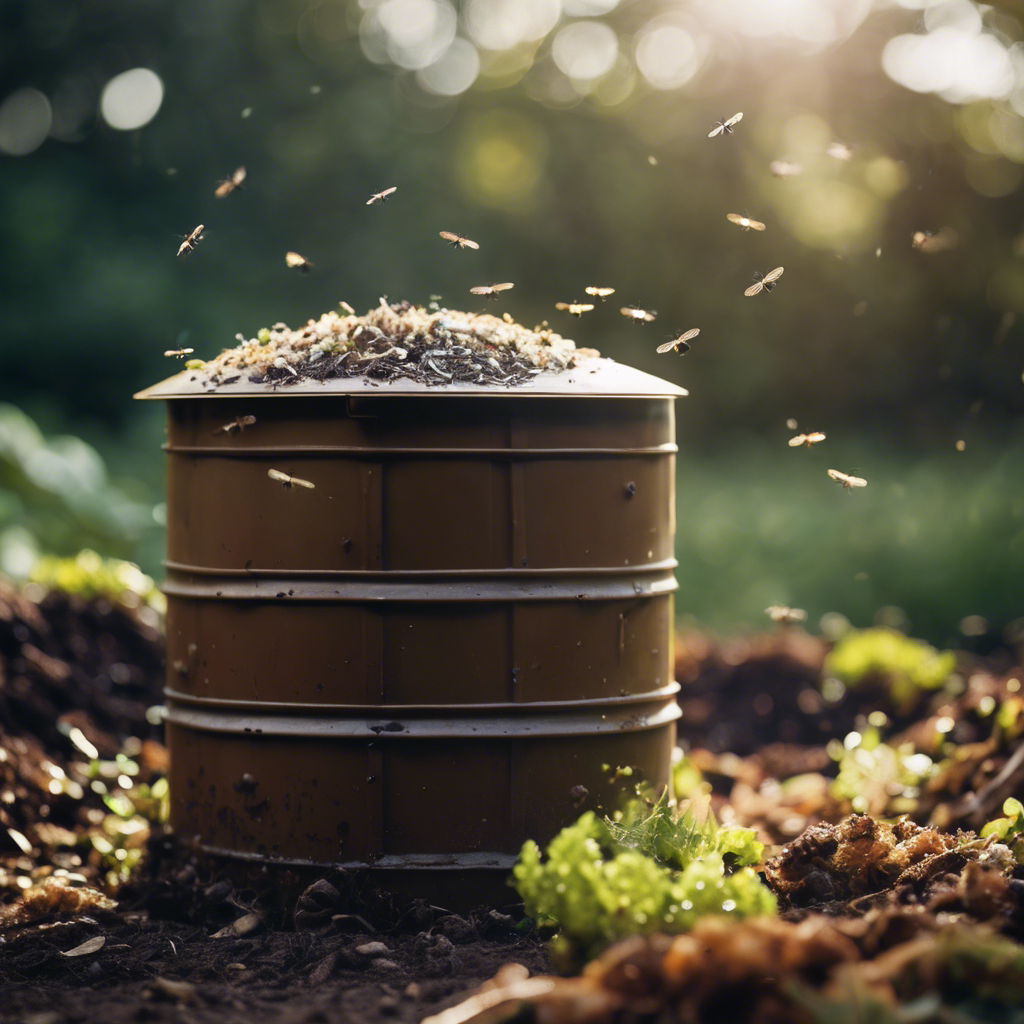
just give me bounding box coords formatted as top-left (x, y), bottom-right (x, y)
top-left (458, 109), bottom-right (546, 208)
top-left (552, 21), bottom-right (618, 81)
top-left (0, 88), bottom-right (52, 156)
top-left (100, 68), bottom-right (164, 131)
top-left (863, 156), bottom-right (909, 198)
top-left (635, 20), bottom-right (702, 90)
top-left (465, 0), bottom-right (562, 52)
top-left (417, 37), bottom-right (480, 95)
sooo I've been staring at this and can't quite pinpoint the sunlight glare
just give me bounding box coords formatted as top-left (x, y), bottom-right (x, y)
top-left (0, 88), bottom-right (52, 156)
top-left (552, 21), bottom-right (618, 81)
top-left (417, 37), bottom-right (481, 95)
top-left (465, 0), bottom-right (562, 52)
top-left (99, 69), bottom-right (163, 131)
top-left (635, 19), bottom-right (703, 90)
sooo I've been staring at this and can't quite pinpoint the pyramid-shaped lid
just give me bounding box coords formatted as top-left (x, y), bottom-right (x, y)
top-left (134, 356), bottom-right (687, 401)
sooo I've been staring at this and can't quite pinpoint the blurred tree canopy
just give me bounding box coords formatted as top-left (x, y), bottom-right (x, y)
top-left (0, 0), bottom-right (1022, 642)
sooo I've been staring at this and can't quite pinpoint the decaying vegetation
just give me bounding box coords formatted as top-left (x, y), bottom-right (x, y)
top-left (3, 570), bottom-right (1024, 1023)
top-left (186, 299), bottom-right (598, 390)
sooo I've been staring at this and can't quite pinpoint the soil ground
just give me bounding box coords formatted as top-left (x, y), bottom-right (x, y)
top-left (4, 584), bottom-right (1024, 1023)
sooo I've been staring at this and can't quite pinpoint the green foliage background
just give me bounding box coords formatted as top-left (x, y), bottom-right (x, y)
top-left (0, 0), bottom-right (1022, 644)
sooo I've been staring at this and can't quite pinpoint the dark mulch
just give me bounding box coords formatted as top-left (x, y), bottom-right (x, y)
top-left (0, 905), bottom-right (549, 1024)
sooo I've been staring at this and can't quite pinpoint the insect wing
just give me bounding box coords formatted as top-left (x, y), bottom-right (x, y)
top-left (656, 340), bottom-right (678, 354)
top-left (462, 237), bottom-right (480, 250)
top-left (763, 267), bottom-right (784, 284)
top-left (214, 179), bottom-right (234, 197)
top-left (439, 231), bottom-right (459, 244)
top-left (806, 431), bottom-right (826, 444)
top-left (788, 435), bottom-right (807, 447)
top-left (285, 251), bottom-right (312, 270)
top-left (708, 123), bottom-right (725, 138)
top-left (725, 112), bottom-right (743, 128)
top-left (678, 328), bottom-right (700, 343)
top-left (744, 281), bottom-right (764, 297)
top-left (268, 469), bottom-right (291, 485)
top-left (470, 286), bottom-right (493, 295)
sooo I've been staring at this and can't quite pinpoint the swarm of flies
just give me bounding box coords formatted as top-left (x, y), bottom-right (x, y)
top-left (214, 166), bottom-right (246, 197)
top-left (789, 432), bottom-right (826, 447)
top-left (216, 415), bottom-right (257, 435)
top-left (285, 251), bottom-right (314, 272)
top-left (657, 329), bottom-right (699, 356)
top-left (765, 605), bottom-right (808, 625)
top-left (770, 160), bottom-right (802, 178)
top-left (744, 268), bottom-right (784, 296)
top-left (556, 302), bottom-right (594, 318)
top-left (727, 213), bottom-right (765, 232)
top-left (470, 283), bottom-right (514, 300)
top-left (912, 228), bottom-right (959, 254)
top-left (176, 224), bottom-right (204, 257)
top-left (440, 231), bottom-right (479, 250)
top-left (268, 468), bottom-right (315, 489)
top-left (708, 112), bottom-right (743, 137)
top-left (827, 469), bottom-right (867, 491)
top-left (621, 306), bottom-right (656, 323)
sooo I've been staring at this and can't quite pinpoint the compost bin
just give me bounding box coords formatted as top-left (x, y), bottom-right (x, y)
top-left (136, 347), bottom-right (686, 901)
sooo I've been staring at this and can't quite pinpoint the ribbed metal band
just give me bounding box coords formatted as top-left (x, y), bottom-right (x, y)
top-left (162, 563), bottom-right (679, 602)
top-left (163, 691), bottom-right (681, 739)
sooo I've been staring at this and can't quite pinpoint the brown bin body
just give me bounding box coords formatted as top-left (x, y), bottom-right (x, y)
top-left (138, 359), bottom-right (685, 897)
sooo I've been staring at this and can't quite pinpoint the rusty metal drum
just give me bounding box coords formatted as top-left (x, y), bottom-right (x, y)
top-left (136, 359), bottom-right (685, 898)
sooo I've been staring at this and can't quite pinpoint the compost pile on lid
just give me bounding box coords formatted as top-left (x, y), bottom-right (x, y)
top-left (200, 299), bottom-right (599, 389)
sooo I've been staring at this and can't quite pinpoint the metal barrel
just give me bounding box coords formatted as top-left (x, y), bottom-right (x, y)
top-left (139, 359), bottom-right (685, 898)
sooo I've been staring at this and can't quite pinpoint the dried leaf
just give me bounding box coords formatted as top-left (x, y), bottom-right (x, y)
top-left (61, 935), bottom-right (106, 957)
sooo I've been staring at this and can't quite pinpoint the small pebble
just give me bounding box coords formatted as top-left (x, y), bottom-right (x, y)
top-left (371, 958), bottom-right (401, 971)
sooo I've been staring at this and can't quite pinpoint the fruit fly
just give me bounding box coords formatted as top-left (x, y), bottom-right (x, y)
top-left (366, 186), bottom-right (397, 205)
top-left (470, 283), bottom-right (514, 299)
top-left (912, 228), bottom-right (958, 253)
top-left (708, 112), bottom-right (743, 137)
top-left (620, 305), bottom-right (656, 322)
top-left (164, 347), bottom-right (195, 358)
top-left (555, 302), bottom-right (594, 317)
top-left (727, 213), bottom-right (766, 232)
top-left (585, 286), bottom-right (615, 301)
top-left (744, 267), bottom-right (784, 296)
top-left (766, 605), bottom-right (807, 625)
top-left (176, 224), bottom-right (204, 256)
top-left (268, 468), bottom-right (315, 489)
top-left (770, 160), bottom-right (802, 177)
top-left (657, 328), bottom-right (700, 355)
top-left (285, 251), bottom-right (314, 272)
top-left (214, 166), bottom-right (246, 197)
top-left (827, 468), bottom-right (867, 490)
top-left (788, 432), bottom-right (826, 447)
top-left (439, 231), bottom-right (479, 250)
top-left (215, 415), bottom-right (257, 435)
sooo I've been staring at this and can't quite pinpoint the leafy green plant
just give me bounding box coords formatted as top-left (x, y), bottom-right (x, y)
top-left (823, 628), bottom-right (956, 710)
top-left (30, 549), bottom-right (164, 611)
top-left (829, 726), bottom-right (938, 816)
top-left (512, 797), bottom-right (776, 964)
top-left (981, 797), bottom-right (1024, 862)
